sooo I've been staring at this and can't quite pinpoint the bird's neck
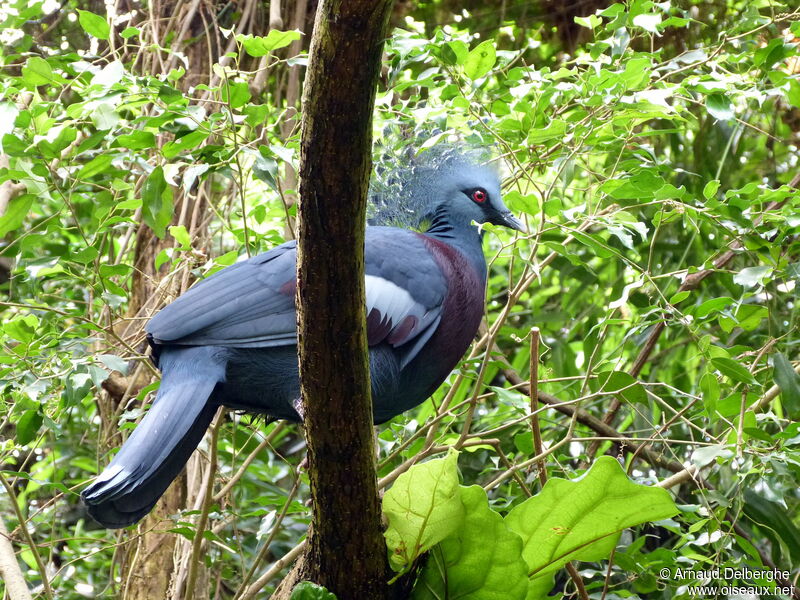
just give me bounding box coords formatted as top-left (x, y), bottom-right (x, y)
top-left (424, 209), bottom-right (487, 278)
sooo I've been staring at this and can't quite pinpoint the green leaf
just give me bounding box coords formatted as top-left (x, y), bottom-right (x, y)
top-left (442, 40), bottom-right (469, 66)
top-left (702, 179), bottom-right (720, 200)
top-left (700, 371), bottom-right (719, 416)
top-left (718, 304), bottom-right (768, 333)
top-left (77, 10), bottom-right (110, 40)
top-left (162, 130), bottom-right (208, 159)
top-left (601, 171), bottom-right (666, 200)
top-left (92, 103), bottom-right (120, 130)
top-left (154, 248), bottom-right (174, 271)
top-left (0, 194), bottom-right (34, 237)
top-left (236, 30), bottom-right (302, 57)
top-left (142, 166), bottom-right (174, 238)
top-left (17, 410), bottom-right (44, 446)
top-left (598, 371), bottom-right (647, 405)
top-left (691, 444), bottom-right (733, 468)
top-left (632, 13), bottom-right (662, 34)
top-left (571, 230), bottom-right (613, 258)
top-left (383, 449), bottom-right (466, 574)
top-left (670, 290), bottom-right (690, 304)
top-left (117, 131), bottom-right (156, 150)
top-left (574, 14), bottom-right (602, 29)
top-left (620, 56), bottom-right (651, 90)
top-left (706, 94), bottom-right (734, 121)
top-left (710, 357), bottom-right (757, 385)
top-left (169, 225), bottom-right (191, 250)
top-left (753, 38), bottom-right (789, 70)
top-left (772, 354), bottom-right (800, 419)
top-left (733, 265), bottom-right (772, 289)
top-left (71, 246), bottom-right (99, 264)
top-left (120, 27), bottom-right (140, 39)
top-left (223, 81), bottom-right (251, 109)
top-left (38, 126), bottom-right (78, 159)
top-left (97, 354), bottom-right (129, 375)
top-left (743, 490), bottom-right (800, 564)
top-left (290, 581), bottom-right (337, 600)
top-left (4, 315), bottom-right (37, 344)
top-left (2, 133), bottom-right (27, 156)
top-left (158, 84), bottom-right (183, 105)
top-left (252, 151), bottom-right (279, 191)
top-left (464, 40), bottom-right (496, 80)
top-left (91, 61), bottom-right (125, 88)
top-left (693, 296), bottom-right (733, 319)
top-left (21, 57), bottom-right (60, 87)
top-left (0, 102), bottom-right (19, 141)
top-left (412, 486), bottom-right (529, 600)
top-left (527, 120), bottom-right (567, 144)
top-left (505, 456), bottom-right (678, 588)
top-left (77, 155), bottom-right (114, 179)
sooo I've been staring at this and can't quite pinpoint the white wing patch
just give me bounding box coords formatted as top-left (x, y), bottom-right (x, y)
top-left (365, 275), bottom-right (418, 321)
top-left (364, 274), bottom-right (442, 367)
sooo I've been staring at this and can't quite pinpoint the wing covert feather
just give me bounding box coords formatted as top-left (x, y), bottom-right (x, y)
top-left (146, 229), bottom-right (448, 364)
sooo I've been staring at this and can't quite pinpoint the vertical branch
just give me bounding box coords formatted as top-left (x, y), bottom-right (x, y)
top-left (0, 517), bottom-right (33, 600)
top-left (526, 327), bottom-right (587, 599)
top-left (184, 409), bottom-right (225, 600)
top-left (291, 0), bottom-right (394, 598)
top-left (528, 327), bottom-right (547, 487)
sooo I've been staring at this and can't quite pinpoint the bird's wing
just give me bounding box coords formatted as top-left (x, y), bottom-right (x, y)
top-left (363, 228), bottom-right (446, 367)
top-left (146, 229), bottom-right (446, 366)
top-left (146, 241), bottom-right (299, 347)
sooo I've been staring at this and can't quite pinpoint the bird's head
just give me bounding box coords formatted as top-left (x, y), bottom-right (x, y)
top-left (369, 146), bottom-right (525, 234)
top-left (432, 160), bottom-right (525, 233)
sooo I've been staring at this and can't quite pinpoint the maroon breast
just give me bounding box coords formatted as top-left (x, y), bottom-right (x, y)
top-left (414, 234), bottom-right (486, 389)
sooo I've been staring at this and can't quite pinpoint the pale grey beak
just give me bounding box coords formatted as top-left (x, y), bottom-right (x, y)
top-left (500, 211), bottom-right (526, 233)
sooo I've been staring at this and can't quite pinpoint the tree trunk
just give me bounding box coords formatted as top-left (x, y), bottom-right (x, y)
top-left (287, 0), bottom-right (395, 598)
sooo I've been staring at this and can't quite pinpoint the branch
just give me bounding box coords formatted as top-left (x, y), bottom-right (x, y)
top-left (504, 370), bottom-right (687, 474)
top-left (289, 0), bottom-right (395, 597)
top-left (184, 409), bottom-right (225, 600)
top-left (0, 517), bottom-right (32, 600)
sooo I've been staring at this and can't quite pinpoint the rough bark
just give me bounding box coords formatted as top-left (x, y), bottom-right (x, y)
top-left (288, 0), bottom-right (394, 598)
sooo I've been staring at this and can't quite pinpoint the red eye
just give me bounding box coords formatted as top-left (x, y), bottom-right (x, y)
top-left (472, 189), bottom-right (487, 203)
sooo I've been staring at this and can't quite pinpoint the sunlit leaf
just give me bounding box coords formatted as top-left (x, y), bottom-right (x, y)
top-left (506, 457), bottom-right (678, 590)
top-left (412, 486), bottom-right (528, 600)
top-left (77, 9), bottom-right (110, 40)
top-left (383, 449), bottom-right (465, 573)
top-left (142, 166), bottom-right (174, 238)
top-left (464, 40), bottom-right (496, 80)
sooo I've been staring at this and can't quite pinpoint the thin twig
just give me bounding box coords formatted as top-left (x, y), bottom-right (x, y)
top-left (528, 328), bottom-right (547, 487)
top-left (238, 541), bottom-right (307, 600)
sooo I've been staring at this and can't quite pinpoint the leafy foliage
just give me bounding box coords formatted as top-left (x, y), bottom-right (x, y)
top-left (386, 453), bottom-right (677, 598)
top-left (1, 0), bottom-right (800, 598)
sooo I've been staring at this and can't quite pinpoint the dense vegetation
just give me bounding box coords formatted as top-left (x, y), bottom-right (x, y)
top-left (1, 0), bottom-right (799, 598)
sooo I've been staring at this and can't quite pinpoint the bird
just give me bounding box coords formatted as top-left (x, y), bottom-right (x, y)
top-left (81, 150), bottom-right (524, 528)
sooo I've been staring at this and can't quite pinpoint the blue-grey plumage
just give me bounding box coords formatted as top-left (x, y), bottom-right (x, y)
top-left (82, 150), bottom-right (524, 528)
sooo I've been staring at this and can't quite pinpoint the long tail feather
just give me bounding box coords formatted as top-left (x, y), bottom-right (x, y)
top-left (82, 347), bottom-right (224, 528)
